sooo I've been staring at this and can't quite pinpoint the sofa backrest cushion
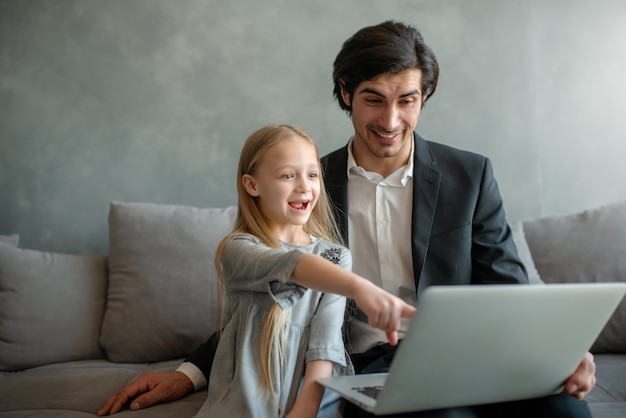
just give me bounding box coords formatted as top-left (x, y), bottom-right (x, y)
top-left (100, 202), bottom-right (237, 363)
top-left (0, 234), bottom-right (19, 246)
top-left (523, 200), bottom-right (626, 354)
top-left (509, 221), bottom-right (544, 285)
top-left (0, 242), bottom-right (107, 371)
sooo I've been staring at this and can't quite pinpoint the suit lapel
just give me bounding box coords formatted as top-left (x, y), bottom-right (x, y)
top-left (411, 134), bottom-right (440, 292)
top-left (322, 135), bottom-right (441, 292)
top-left (321, 145), bottom-right (350, 244)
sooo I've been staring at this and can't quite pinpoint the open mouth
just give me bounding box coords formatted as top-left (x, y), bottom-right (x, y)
top-left (288, 200), bottom-right (310, 211)
top-left (372, 129), bottom-right (401, 144)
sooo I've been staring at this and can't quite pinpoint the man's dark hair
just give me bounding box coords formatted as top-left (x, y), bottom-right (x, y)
top-left (332, 21), bottom-right (439, 114)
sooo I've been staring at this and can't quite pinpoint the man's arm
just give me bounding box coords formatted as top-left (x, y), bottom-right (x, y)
top-left (471, 158), bottom-right (597, 398)
top-left (183, 332), bottom-right (220, 380)
top-left (97, 333), bottom-right (220, 415)
top-left (470, 157), bottom-right (529, 285)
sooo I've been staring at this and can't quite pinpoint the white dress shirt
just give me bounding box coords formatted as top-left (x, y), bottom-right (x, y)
top-left (345, 137), bottom-right (417, 354)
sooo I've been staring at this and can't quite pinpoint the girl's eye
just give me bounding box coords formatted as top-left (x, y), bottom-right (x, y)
top-left (309, 172), bottom-right (319, 179)
top-left (282, 173), bottom-right (294, 179)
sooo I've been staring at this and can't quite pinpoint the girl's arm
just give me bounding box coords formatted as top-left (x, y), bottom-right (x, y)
top-left (284, 360), bottom-right (333, 418)
top-left (292, 253), bottom-right (415, 345)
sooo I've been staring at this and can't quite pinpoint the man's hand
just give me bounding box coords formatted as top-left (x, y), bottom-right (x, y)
top-left (562, 352), bottom-right (596, 400)
top-left (96, 371), bottom-right (194, 416)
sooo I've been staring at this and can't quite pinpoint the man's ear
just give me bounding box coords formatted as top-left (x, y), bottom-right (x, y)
top-left (242, 174), bottom-right (259, 197)
top-left (339, 79), bottom-right (351, 108)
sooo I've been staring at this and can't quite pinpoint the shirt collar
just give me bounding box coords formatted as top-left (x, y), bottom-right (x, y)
top-left (346, 135), bottom-right (415, 186)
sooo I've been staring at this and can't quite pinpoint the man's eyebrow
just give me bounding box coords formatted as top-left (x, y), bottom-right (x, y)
top-left (358, 87), bottom-right (422, 98)
top-left (400, 89), bottom-right (421, 98)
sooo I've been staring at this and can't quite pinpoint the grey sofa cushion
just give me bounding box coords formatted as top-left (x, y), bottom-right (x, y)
top-left (100, 202), bottom-right (237, 363)
top-left (509, 221), bottom-right (543, 285)
top-left (587, 354), bottom-right (626, 417)
top-left (523, 200), bottom-right (626, 354)
top-left (0, 358), bottom-right (207, 416)
top-left (0, 234), bottom-right (19, 246)
top-left (588, 354), bottom-right (626, 403)
top-left (0, 242), bottom-right (107, 371)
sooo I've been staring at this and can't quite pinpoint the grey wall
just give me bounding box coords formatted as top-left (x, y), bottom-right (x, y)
top-left (1, 0), bottom-right (625, 255)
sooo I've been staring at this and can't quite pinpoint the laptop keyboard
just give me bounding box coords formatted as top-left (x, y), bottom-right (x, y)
top-left (353, 385), bottom-right (384, 400)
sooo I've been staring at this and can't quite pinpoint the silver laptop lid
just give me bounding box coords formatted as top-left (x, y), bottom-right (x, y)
top-left (373, 282), bottom-right (626, 414)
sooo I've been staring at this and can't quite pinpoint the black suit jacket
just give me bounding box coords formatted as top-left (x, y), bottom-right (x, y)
top-left (188, 132), bottom-right (528, 379)
top-left (320, 132), bottom-right (528, 294)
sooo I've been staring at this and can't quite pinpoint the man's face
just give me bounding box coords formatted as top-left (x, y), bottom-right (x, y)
top-left (341, 69), bottom-right (423, 170)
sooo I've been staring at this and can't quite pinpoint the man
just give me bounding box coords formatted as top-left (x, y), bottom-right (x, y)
top-left (98, 21), bottom-right (596, 417)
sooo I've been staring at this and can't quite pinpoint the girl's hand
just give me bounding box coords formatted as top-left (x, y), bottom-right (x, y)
top-left (352, 281), bottom-right (416, 345)
top-left (290, 254), bottom-right (416, 345)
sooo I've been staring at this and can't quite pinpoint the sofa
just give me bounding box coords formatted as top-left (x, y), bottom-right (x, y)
top-left (1, 200), bottom-right (625, 417)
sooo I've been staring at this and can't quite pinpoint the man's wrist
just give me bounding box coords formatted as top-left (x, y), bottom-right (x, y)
top-left (176, 361), bottom-right (208, 391)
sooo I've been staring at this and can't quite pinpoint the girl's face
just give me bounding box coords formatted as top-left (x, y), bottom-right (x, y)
top-left (242, 135), bottom-right (321, 243)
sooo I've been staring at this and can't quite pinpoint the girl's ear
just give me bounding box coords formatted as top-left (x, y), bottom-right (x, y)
top-left (242, 174), bottom-right (260, 197)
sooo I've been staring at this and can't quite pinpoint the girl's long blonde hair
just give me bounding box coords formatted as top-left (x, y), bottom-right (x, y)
top-left (215, 124), bottom-right (343, 395)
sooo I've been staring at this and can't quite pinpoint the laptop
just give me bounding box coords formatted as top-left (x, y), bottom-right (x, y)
top-left (317, 282), bottom-right (626, 415)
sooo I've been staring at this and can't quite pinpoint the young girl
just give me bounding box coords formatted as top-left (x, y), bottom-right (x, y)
top-left (194, 124), bottom-right (414, 418)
